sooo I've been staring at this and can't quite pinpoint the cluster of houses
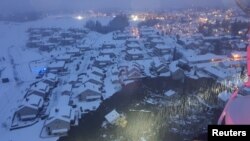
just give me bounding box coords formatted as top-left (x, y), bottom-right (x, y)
top-left (26, 27), bottom-right (89, 52)
top-left (13, 73), bottom-right (58, 128)
top-left (13, 22), bottom-right (247, 138)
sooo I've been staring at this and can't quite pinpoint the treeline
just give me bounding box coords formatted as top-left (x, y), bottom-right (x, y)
top-left (138, 19), bottom-right (161, 27)
top-left (85, 14), bottom-right (129, 34)
top-left (0, 12), bottom-right (44, 22)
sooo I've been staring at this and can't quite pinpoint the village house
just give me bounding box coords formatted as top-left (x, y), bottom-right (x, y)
top-left (55, 54), bottom-right (72, 63)
top-left (72, 82), bottom-right (102, 102)
top-left (89, 66), bottom-right (106, 78)
top-left (39, 43), bottom-right (56, 52)
top-left (15, 95), bottom-right (44, 121)
top-left (125, 49), bottom-right (144, 61)
top-left (76, 44), bottom-right (91, 52)
top-left (45, 95), bottom-right (74, 136)
top-left (153, 44), bottom-right (172, 56)
top-left (47, 61), bottom-right (67, 73)
top-left (28, 81), bottom-right (50, 99)
top-left (66, 47), bottom-right (81, 56)
top-left (61, 84), bottom-right (73, 96)
top-left (100, 49), bottom-right (116, 58)
top-left (43, 73), bottom-right (58, 88)
top-left (101, 43), bottom-right (116, 49)
top-left (86, 73), bottom-right (104, 87)
top-left (94, 55), bottom-right (114, 68)
top-left (184, 53), bottom-right (225, 64)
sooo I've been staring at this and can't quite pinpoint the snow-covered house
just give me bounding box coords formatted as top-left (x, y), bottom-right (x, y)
top-left (66, 48), bottom-right (81, 56)
top-left (55, 54), bottom-right (72, 63)
top-left (40, 43), bottom-right (55, 52)
top-left (100, 49), bottom-right (116, 58)
top-left (126, 42), bottom-right (141, 50)
top-left (60, 37), bottom-right (75, 46)
top-left (140, 26), bottom-right (157, 38)
top-left (72, 82), bottom-right (102, 101)
top-left (76, 44), bottom-right (91, 51)
top-left (45, 95), bottom-right (74, 136)
top-left (101, 43), bottom-right (116, 49)
top-left (28, 81), bottom-right (50, 98)
top-left (148, 37), bottom-right (165, 47)
top-left (61, 84), bottom-right (73, 96)
top-left (15, 95), bottom-right (44, 121)
top-left (164, 90), bottom-right (176, 97)
top-left (184, 53), bottom-right (225, 64)
top-left (43, 73), bottom-right (58, 88)
top-left (126, 66), bottom-right (144, 80)
top-left (89, 66), bottom-right (106, 78)
top-left (105, 110), bottom-right (121, 124)
top-left (86, 73), bottom-right (103, 86)
top-left (94, 55), bottom-right (114, 68)
top-left (153, 44), bottom-right (172, 56)
top-left (48, 61), bottom-right (67, 72)
top-left (125, 49), bottom-right (144, 61)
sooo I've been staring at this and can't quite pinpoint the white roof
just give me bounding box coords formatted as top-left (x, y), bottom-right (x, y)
top-left (30, 81), bottom-right (49, 92)
top-left (48, 61), bottom-right (65, 68)
top-left (56, 54), bottom-right (71, 60)
top-left (72, 83), bottom-right (101, 97)
top-left (185, 53), bottom-right (225, 63)
top-left (100, 49), bottom-right (115, 54)
top-left (19, 95), bottom-right (43, 110)
top-left (164, 90), bottom-right (176, 97)
top-left (105, 110), bottom-right (120, 123)
top-left (155, 44), bottom-right (171, 50)
top-left (127, 49), bottom-right (143, 55)
top-left (96, 55), bottom-right (112, 61)
top-left (46, 96), bottom-right (71, 125)
top-left (46, 73), bottom-right (57, 80)
top-left (126, 42), bottom-right (140, 48)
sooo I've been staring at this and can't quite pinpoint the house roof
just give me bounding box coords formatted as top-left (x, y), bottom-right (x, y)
top-left (105, 110), bottom-right (120, 123)
top-left (44, 73), bottom-right (58, 81)
top-left (185, 53), bottom-right (225, 63)
top-left (48, 61), bottom-right (66, 68)
top-left (30, 81), bottom-right (49, 92)
top-left (127, 49), bottom-right (143, 55)
top-left (72, 82), bottom-right (101, 98)
top-left (46, 96), bottom-right (71, 125)
top-left (18, 95), bottom-right (44, 110)
top-left (96, 55), bottom-right (112, 61)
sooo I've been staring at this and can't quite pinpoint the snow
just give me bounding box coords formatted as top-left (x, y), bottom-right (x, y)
top-left (185, 53), bottom-right (226, 64)
top-left (164, 90), bottom-right (176, 97)
top-left (105, 110), bottom-right (120, 124)
top-left (218, 91), bottom-right (231, 102)
top-left (20, 94), bottom-right (44, 110)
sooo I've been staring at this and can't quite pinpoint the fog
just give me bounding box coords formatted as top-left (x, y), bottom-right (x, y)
top-left (0, 0), bottom-right (236, 14)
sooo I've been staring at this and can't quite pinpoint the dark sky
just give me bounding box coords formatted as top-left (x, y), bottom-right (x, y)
top-left (0, 0), bottom-right (236, 14)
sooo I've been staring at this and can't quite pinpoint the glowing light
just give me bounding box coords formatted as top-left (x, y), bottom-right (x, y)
top-left (199, 17), bottom-right (208, 23)
top-left (232, 53), bottom-right (241, 60)
top-left (75, 15), bottom-right (83, 20)
top-left (131, 15), bottom-right (139, 21)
